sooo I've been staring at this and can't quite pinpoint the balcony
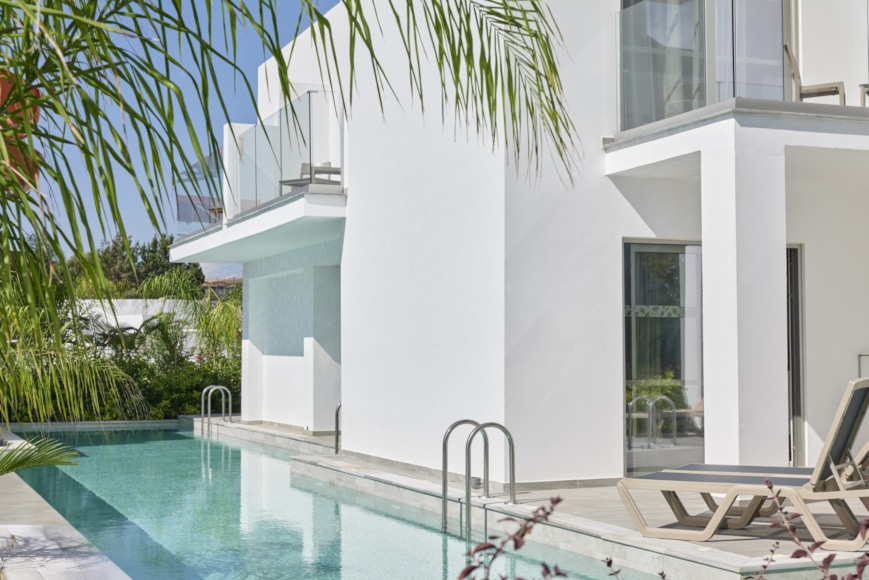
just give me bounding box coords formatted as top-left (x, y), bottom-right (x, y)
top-left (619, 0), bottom-right (785, 132)
top-left (224, 90), bottom-right (344, 220)
top-left (171, 90), bottom-right (346, 263)
top-left (174, 91), bottom-right (343, 235)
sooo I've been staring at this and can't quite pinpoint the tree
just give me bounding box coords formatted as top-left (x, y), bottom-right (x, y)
top-left (0, 0), bottom-right (575, 470)
top-left (138, 234), bottom-right (205, 287)
top-left (71, 233), bottom-right (205, 298)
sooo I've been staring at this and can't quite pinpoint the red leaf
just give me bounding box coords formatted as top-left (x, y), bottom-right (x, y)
top-left (513, 536), bottom-right (525, 550)
top-left (823, 554), bottom-right (837, 569)
top-left (790, 549), bottom-right (808, 559)
top-left (458, 564), bottom-right (480, 580)
top-left (810, 541), bottom-right (826, 552)
top-left (554, 565), bottom-right (567, 577)
top-left (470, 542), bottom-right (496, 556)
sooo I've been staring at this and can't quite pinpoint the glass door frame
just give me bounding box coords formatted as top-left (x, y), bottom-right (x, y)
top-left (623, 240), bottom-right (704, 476)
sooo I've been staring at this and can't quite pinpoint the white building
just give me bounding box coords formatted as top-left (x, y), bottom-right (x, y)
top-left (171, 0), bottom-right (869, 487)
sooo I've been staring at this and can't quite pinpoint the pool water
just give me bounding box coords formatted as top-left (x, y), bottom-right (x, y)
top-left (18, 430), bottom-right (651, 579)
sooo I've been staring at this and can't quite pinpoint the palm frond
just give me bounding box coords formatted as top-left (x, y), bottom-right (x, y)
top-left (0, 438), bottom-right (79, 477)
top-left (299, 0), bottom-right (578, 178)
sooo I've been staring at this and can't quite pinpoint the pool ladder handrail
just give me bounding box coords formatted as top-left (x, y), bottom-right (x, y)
top-left (626, 395), bottom-right (678, 449)
top-left (201, 385), bottom-right (233, 435)
top-left (334, 402), bottom-right (342, 454)
top-left (650, 395), bottom-right (677, 447)
top-left (441, 419), bottom-right (490, 532)
top-left (464, 423), bottom-right (516, 544)
top-left (627, 395), bottom-right (651, 450)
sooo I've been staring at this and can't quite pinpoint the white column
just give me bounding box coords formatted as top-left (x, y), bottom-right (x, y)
top-left (241, 270), bottom-right (264, 423)
top-left (700, 127), bottom-right (789, 466)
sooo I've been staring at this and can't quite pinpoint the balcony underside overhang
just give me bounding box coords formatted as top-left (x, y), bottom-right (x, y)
top-left (605, 98), bottom-right (869, 180)
top-left (170, 192), bottom-right (345, 264)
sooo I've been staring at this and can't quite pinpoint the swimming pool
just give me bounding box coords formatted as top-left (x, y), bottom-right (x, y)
top-left (18, 430), bottom-right (652, 579)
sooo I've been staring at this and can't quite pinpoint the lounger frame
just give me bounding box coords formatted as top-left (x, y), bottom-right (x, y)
top-left (619, 378), bottom-right (869, 551)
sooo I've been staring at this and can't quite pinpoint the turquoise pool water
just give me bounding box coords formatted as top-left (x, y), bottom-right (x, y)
top-left (18, 430), bottom-right (651, 579)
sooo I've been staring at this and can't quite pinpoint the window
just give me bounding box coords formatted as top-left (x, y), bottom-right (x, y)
top-left (624, 243), bottom-right (704, 475)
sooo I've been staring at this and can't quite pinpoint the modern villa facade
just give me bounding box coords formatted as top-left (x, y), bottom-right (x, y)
top-left (171, 0), bottom-right (869, 487)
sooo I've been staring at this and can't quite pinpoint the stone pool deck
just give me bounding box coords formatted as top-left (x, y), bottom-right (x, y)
top-left (194, 417), bottom-right (869, 580)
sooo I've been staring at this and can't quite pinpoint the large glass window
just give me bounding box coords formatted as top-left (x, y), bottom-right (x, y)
top-left (624, 244), bottom-right (703, 476)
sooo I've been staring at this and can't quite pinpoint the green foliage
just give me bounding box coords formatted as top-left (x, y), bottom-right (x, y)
top-left (73, 234), bottom-right (205, 299)
top-left (626, 371), bottom-right (688, 410)
top-left (90, 281), bottom-right (242, 420)
top-left (0, 276), bottom-right (144, 425)
top-left (115, 357), bottom-right (240, 420)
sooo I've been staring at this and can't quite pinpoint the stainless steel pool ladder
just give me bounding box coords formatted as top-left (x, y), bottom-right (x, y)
top-left (441, 420), bottom-right (490, 533)
top-left (334, 402), bottom-right (342, 454)
top-left (627, 396), bottom-right (651, 450)
top-left (650, 395), bottom-right (677, 447)
top-left (201, 385), bottom-right (233, 435)
top-left (627, 395), bottom-right (677, 449)
top-left (463, 423), bottom-right (516, 544)
top-left (440, 420), bottom-right (517, 543)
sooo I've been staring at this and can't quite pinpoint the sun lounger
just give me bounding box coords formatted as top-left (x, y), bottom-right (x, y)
top-left (618, 378), bottom-right (869, 551)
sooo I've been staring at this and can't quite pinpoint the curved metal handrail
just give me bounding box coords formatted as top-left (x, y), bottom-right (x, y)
top-left (201, 385), bottom-right (217, 434)
top-left (334, 402), bottom-right (342, 454)
top-left (627, 395), bottom-right (652, 450)
top-left (464, 422), bottom-right (516, 544)
top-left (650, 395), bottom-right (677, 447)
top-left (201, 385), bottom-right (233, 436)
top-left (442, 420), bottom-right (490, 533)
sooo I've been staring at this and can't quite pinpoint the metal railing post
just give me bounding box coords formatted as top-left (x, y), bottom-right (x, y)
top-left (334, 402), bottom-right (342, 454)
top-left (650, 395), bottom-right (677, 446)
top-left (202, 385), bottom-right (233, 437)
top-left (627, 395), bottom-right (651, 450)
top-left (464, 423), bottom-right (516, 545)
top-left (441, 420), bottom-right (489, 533)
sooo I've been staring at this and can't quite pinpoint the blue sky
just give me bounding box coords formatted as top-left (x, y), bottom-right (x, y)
top-left (72, 0), bottom-right (339, 245)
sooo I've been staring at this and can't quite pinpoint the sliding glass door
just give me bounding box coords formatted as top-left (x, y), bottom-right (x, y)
top-left (624, 243), bottom-right (703, 476)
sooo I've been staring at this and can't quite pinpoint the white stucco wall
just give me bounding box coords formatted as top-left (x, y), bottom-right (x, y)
top-left (242, 240), bottom-right (342, 431)
top-left (797, 0), bottom-right (869, 107)
top-left (786, 146), bottom-right (869, 463)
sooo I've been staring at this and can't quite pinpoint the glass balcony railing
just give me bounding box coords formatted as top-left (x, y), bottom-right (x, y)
top-left (619, 0), bottom-right (708, 131)
top-left (225, 91), bottom-right (344, 219)
top-left (175, 152), bottom-right (224, 238)
top-left (619, 0), bottom-right (784, 132)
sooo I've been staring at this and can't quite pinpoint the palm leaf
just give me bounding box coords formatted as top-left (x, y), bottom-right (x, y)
top-left (0, 438), bottom-right (79, 477)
